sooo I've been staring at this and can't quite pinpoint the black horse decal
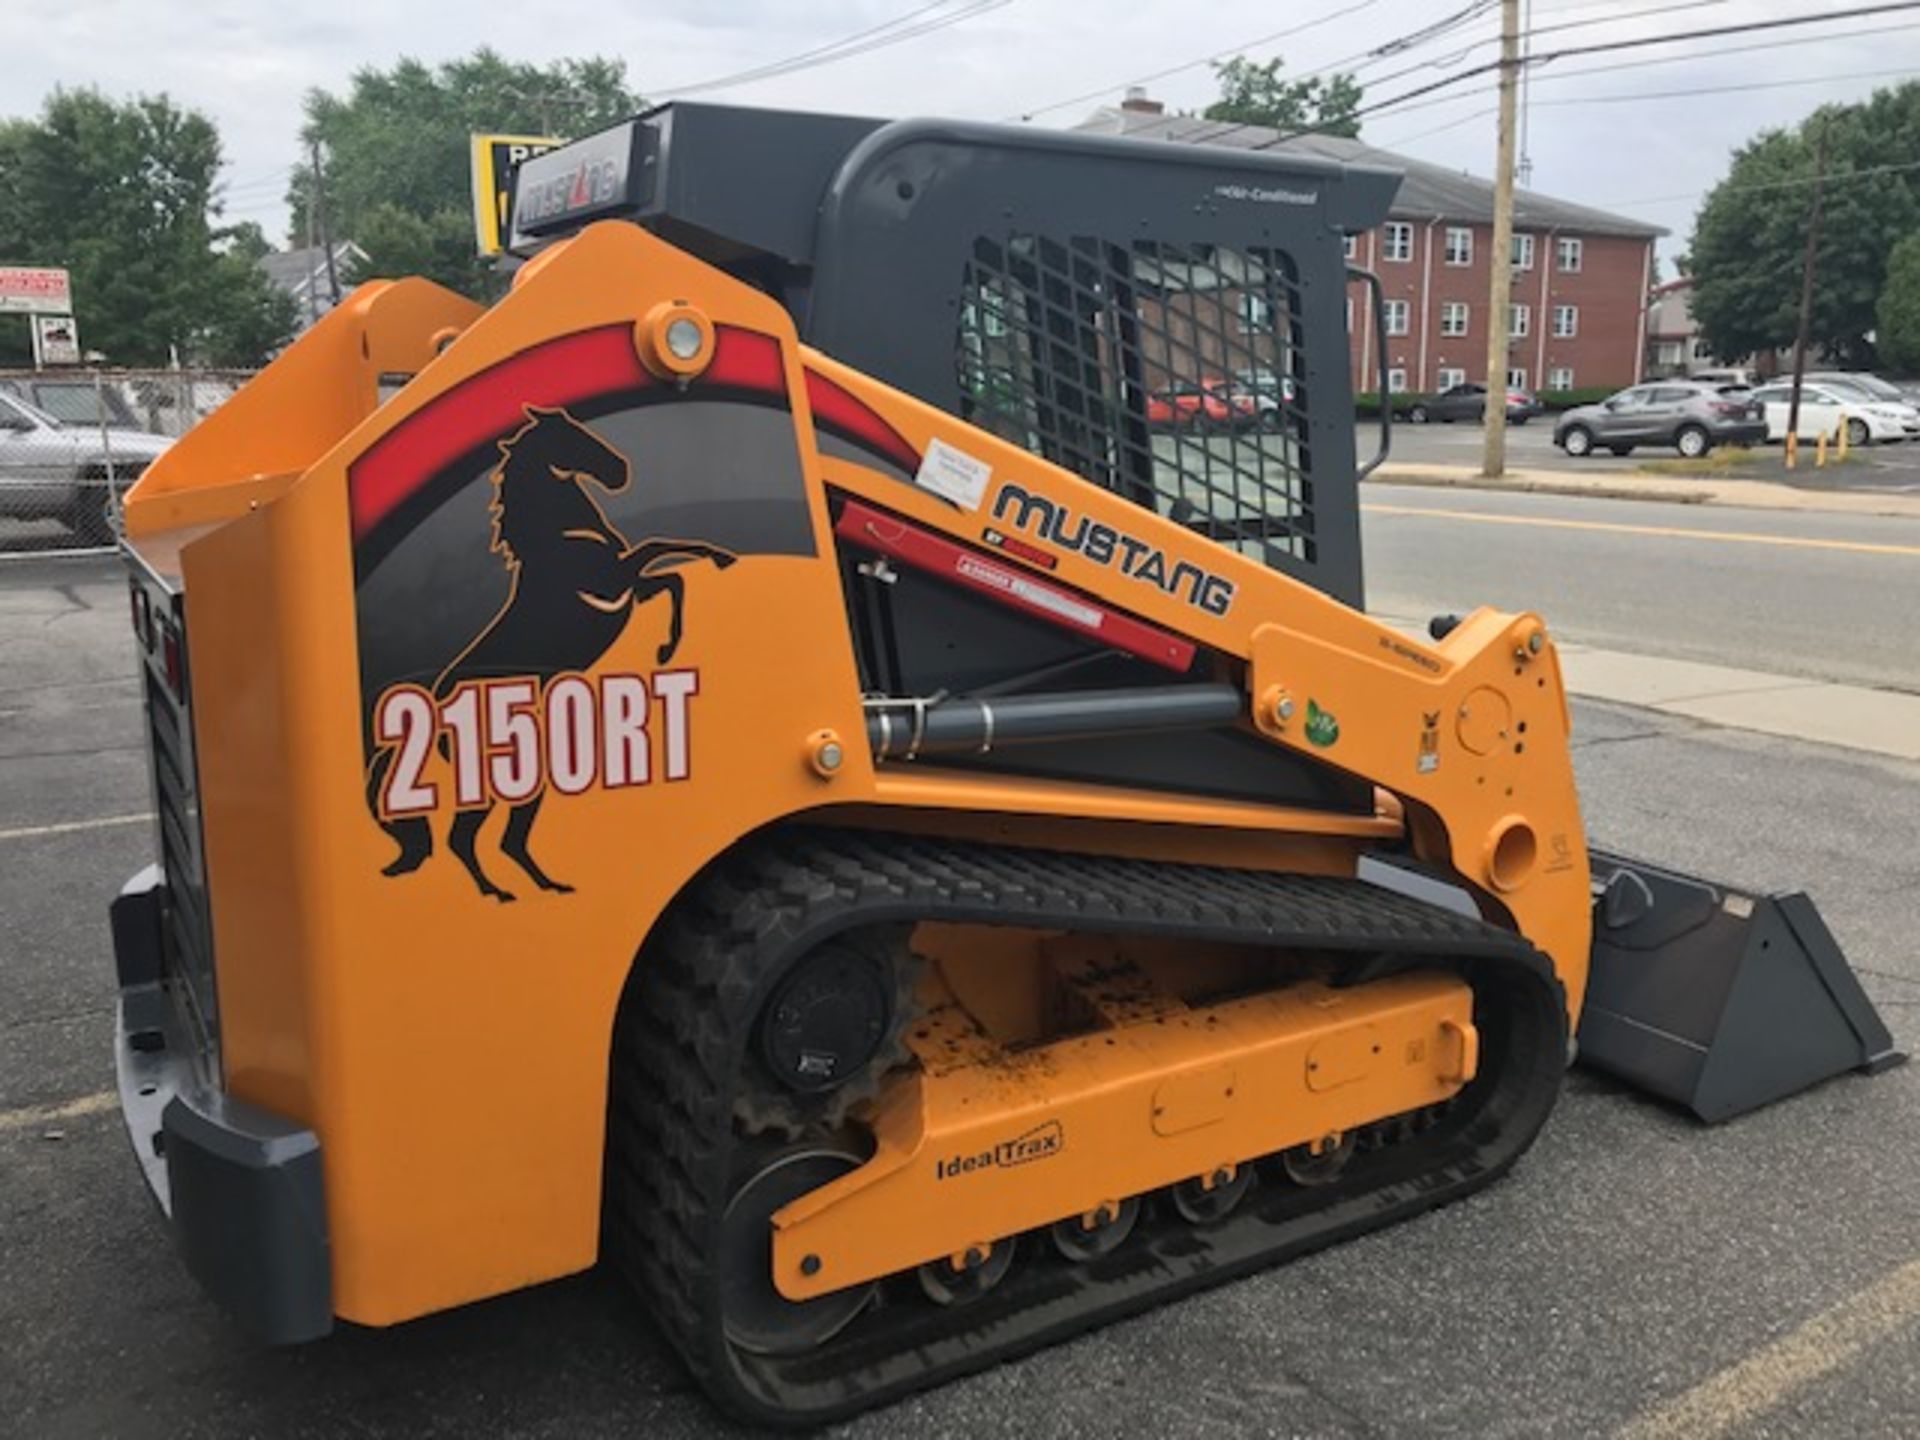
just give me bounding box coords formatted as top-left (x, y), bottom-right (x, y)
top-left (368, 404), bottom-right (734, 900)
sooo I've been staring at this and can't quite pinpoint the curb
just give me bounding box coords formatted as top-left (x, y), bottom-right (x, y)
top-left (1365, 466), bottom-right (1920, 519)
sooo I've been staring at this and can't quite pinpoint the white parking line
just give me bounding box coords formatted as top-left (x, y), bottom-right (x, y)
top-left (0, 1090), bottom-right (118, 1134)
top-left (0, 812), bottom-right (152, 843)
top-left (1617, 1258), bottom-right (1920, 1440)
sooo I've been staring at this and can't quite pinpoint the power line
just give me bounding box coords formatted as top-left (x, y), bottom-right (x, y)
top-left (1601, 156), bottom-right (1920, 209)
top-left (1163, 1), bottom-right (1500, 149)
top-left (652, 0), bottom-right (1010, 99)
top-left (1349, 16), bottom-right (1920, 126)
top-left (1013, 0), bottom-right (1384, 121)
top-left (1264, 1), bottom-right (1920, 143)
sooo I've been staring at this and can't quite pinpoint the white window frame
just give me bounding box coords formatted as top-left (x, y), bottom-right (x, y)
top-left (1345, 296), bottom-right (1354, 333)
top-left (1509, 303), bottom-right (1530, 339)
top-left (1556, 236), bottom-right (1583, 273)
top-left (1440, 301), bottom-right (1469, 337)
top-left (1383, 298), bottom-right (1411, 336)
top-left (1382, 222), bottom-right (1414, 263)
top-left (1343, 233), bottom-right (1358, 260)
top-left (1438, 366), bottom-right (1467, 390)
top-left (1507, 367), bottom-right (1528, 391)
top-left (1511, 233), bottom-right (1535, 270)
top-left (1385, 367), bottom-right (1408, 394)
top-left (1552, 304), bottom-right (1577, 338)
top-left (1547, 366), bottom-right (1574, 391)
top-left (1444, 226), bottom-right (1473, 267)
top-left (1238, 292), bottom-right (1272, 333)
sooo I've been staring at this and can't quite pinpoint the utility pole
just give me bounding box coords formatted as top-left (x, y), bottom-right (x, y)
top-left (1784, 121), bottom-right (1830, 467)
top-left (1481, 0), bottom-right (1521, 479)
top-left (309, 139), bottom-right (342, 307)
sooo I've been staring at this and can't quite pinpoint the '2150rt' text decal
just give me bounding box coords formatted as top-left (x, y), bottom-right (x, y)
top-left (374, 669), bottom-right (699, 818)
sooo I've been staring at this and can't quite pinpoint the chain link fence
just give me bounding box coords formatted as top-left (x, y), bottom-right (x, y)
top-left (0, 368), bottom-right (254, 554)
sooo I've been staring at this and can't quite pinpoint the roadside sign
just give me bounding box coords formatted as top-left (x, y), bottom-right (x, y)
top-left (470, 134), bottom-right (563, 256)
top-left (0, 266), bottom-right (73, 314)
top-left (31, 313), bottom-right (81, 366)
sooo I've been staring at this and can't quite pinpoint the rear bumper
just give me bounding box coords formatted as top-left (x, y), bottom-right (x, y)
top-left (1712, 422), bottom-right (1767, 445)
top-left (111, 865), bottom-right (333, 1345)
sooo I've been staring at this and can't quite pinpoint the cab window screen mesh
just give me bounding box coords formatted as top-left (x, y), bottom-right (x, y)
top-left (958, 235), bottom-right (1313, 567)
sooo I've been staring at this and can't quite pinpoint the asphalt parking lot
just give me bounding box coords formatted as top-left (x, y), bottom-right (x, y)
top-left (1376, 417), bottom-right (1920, 492)
top-left (5, 553), bottom-right (1919, 1438)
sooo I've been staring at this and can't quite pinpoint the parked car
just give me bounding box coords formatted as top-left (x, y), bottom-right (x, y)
top-left (1553, 381), bottom-right (1765, 458)
top-left (1229, 368), bottom-right (1298, 428)
top-left (0, 390), bottom-right (171, 536)
top-left (0, 375), bottom-right (145, 431)
top-left (1404, 382), bottom-right (1539, 425)
top-left (1147, 378), bottom-right (1259, 430)
top-left (1806, 370), bottom-right (1920, 407)
top-left (1687, 367), bottom-right (1757, 388)
top-left (1748, 381), bottom-right (1918, 445)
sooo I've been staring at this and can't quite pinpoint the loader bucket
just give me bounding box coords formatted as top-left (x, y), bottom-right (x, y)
top-left (1578, 851), bottom-right (1904, 1122)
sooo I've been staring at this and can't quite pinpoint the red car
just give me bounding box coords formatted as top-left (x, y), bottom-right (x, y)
top-left (1147, 378), bottom-right (1258, 429)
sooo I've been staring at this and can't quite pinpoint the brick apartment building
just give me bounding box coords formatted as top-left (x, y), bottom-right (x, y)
top-left (1079, 98), bottom-right (1663, 398)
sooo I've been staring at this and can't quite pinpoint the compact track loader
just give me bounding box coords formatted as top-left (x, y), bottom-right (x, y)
top-left (108, 103), bottom-right (1899, 1426)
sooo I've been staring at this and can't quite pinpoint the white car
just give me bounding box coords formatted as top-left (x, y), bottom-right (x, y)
top-left (0, 390), bottom-right (172, 538)
top-left (1746, 381), bottom-right (1919, 446)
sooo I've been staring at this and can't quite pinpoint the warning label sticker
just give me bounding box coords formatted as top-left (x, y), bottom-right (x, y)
top-left (914, 436), bottom-right (993, 511)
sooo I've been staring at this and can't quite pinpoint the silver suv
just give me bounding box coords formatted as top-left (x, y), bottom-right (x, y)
top-left (1553, 381), bottom-right (1765, 459)
top-left (0, 391), bottom-right (171, 539)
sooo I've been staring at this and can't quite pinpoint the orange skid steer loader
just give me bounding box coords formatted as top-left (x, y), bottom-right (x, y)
top-left (107, 105), bottom-right (1900, 1426)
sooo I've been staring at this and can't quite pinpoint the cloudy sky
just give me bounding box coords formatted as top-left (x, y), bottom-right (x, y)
top-left (5, 0), bottom-right (1917, 263)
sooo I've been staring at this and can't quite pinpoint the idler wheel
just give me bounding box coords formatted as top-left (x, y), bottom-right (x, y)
top-left (1172, 1164), bottom-right (1255, 1224)
top-left (720, 1146), bottom-right (874, 1356)
top-left (1050, 1198), bottom-right (1141, 1261)
top-left (917, 1238), bottom-right (1016, 1305)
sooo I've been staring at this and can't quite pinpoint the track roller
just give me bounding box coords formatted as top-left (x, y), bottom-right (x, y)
top-left (1050, 1198), bottom-right (1141, 1261)
top-left (1280, 1132), bottom-right (1355, 1187)
top-left (1171, 1164), bottom-right (1255, 1224)
top-left (917, 1238), bottom-right (1016, 1305)
top-left (719, 1145), bottom-right (874, 1355)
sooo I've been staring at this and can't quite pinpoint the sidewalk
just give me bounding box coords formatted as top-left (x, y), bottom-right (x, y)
top-left (1376, 615), bottom-right (1920, 763)
top-left (1368, 461), bottom-right (1920, 520)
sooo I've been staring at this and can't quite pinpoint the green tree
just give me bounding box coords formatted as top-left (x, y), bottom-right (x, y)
top-left (1690, 84), bottom-right (1920, 366)
top-left (1203, 56), bottom-right (1363, 137)
top-left (0, 89), bottom-right (293, 365)
top-left (294, 49), bottom-right (643, 297)
top-left (1878, 232), bottom-right (1920, 376)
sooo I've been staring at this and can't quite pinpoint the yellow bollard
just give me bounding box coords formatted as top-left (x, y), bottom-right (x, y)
top-left (1837, 414), bottom-right (1851, 461)
top-left (1817, 429), bottom-right (1828, 468)
top-left (1785, 431), bottom-right (1798, 470)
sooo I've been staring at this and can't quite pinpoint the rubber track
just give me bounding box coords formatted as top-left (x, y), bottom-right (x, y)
top-left (605, 825), bottom-right (1567, 1428)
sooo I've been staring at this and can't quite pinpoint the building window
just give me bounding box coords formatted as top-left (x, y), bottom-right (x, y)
top-left (1548, 366), bottom-right (1574, 391)
top-left (1556, 236), bottom-right (1583, 273)
top-left (1385, 367), bottom-right (1408, 394)
top-left (1343, 233), bottom-right (1358, 260)
top-left (1383, 222), bottom-right (1413, 263)
top-left (1383, 298), bottom-right (1411, 335)
top-left (1692, 338), bottom-right (1714, 360)
top-left (1239, 292), bottom-right (1272, 333)
top-left (1552, 304), bottom-right (1578, 338)
top-left (1438, 366), bottom-right (1467, 389)
top-left (1440, 301), bottom-right (1469, 337)
top-left (1511, 233), bottom-right (1535, 270)
top-left (1444, 226), bottom-right (1472, 266)
top-left (1509, 303), bottom-right (1530, 338)
top-left (1507, 367), bottom-right (1528, 391)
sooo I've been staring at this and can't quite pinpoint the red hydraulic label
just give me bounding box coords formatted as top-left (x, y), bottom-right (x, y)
top-left (834, 500), bottom-right (1195, 672)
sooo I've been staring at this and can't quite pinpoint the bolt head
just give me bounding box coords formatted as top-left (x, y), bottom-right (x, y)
top-left (1276, 697), bottom-right (1296, 721)
top-left (800, 1253), bottom-right (822, 1277)
top-left (1527, 631), bottom-right (1544, 654)
top-left (818, 741), bottom-right (843, 772)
